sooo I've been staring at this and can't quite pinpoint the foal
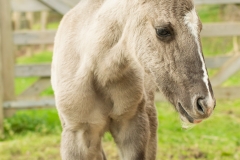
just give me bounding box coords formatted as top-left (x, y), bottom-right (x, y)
top-left (51, 0), bottom-right (215, 159)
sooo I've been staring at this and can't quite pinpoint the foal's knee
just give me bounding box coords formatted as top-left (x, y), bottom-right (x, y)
top-left (61, 123), bottom-right (106, 160)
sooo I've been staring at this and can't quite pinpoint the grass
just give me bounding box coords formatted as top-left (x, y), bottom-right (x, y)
top-left (0, 4), bottom-right (240, 160)
top-left (156, 100), bottom-right (240, 160)
top-left (1, 100), bottom-right (240, 159)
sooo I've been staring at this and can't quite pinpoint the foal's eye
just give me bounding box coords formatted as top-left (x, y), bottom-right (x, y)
top-left (156, 28), bottom-right (171, 37)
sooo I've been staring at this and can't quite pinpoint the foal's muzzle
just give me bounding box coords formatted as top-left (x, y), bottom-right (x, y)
top-left (194, 96), bottom-right (215, 118)
top-left (177, 95), bottom-right (215, 124)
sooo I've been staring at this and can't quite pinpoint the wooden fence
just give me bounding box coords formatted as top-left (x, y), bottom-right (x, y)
top-left (0, 0), bottom-right (240, 132)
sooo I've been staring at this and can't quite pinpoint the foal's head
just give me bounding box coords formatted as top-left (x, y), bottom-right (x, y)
top-left (127, 0), bottom-right (216, 126)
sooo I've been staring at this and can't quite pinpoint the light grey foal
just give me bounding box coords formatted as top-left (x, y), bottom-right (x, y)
top-left (51, 0), bottom-right (216, 159)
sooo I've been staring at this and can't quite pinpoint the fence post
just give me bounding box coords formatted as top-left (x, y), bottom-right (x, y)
top-left (0, 0), bottom-right (16, 119)
top-left (0, 21), bottom-right (3, 135)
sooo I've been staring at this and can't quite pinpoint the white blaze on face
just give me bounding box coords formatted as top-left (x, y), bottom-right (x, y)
top-left (184, 8), bottom-right (211, 98)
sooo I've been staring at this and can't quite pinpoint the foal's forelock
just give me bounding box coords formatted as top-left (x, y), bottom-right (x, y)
top-left (184, 8), bottom-right (212, 100)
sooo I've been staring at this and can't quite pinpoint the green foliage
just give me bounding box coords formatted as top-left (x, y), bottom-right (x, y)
top-left (16, 51), bottom-right (52, 64)
top-left (197, 5), bottom-right (222, 22)
top-left (1, 109), bottom-right (61, 140)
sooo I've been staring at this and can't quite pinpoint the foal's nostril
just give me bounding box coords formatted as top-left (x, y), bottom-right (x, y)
top-left (195, 97), bottom-right (215, 116)
top-left (196, 98), bottom-right (205, 115)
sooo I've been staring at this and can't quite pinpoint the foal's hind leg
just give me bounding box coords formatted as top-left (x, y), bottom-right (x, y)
top-left (110, 109), bottom-right (150, 160)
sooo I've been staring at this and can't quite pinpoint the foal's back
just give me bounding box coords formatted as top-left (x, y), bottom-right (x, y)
top-left (52, 0), bottom-right (103, 89)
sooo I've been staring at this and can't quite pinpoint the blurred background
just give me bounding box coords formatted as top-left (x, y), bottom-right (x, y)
top-left (0, 0), bottom-right (240, 160)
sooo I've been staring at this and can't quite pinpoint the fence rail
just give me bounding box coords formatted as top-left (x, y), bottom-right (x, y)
top-left (0, 0), bottom-right (240, 133)
top-left (194, 0), bottom-right (240, 4)
top-left (14, 30), bottom-right (55, 45)
top-left (12, 55), bottom-right (233, 78)
top-left (15, 64), bottom-right (51, 77)
top-left (12, 23), bottom-right (240, 46)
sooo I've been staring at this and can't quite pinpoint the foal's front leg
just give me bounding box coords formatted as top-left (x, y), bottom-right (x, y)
top-left (110, 108), bottom-right (151, 160)
top-left (145, 104), bottom-right (158, 160)
top-left (60, 114), bottom-right (106, 160)
top-left (60, 109), bottom-right (106, 160)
